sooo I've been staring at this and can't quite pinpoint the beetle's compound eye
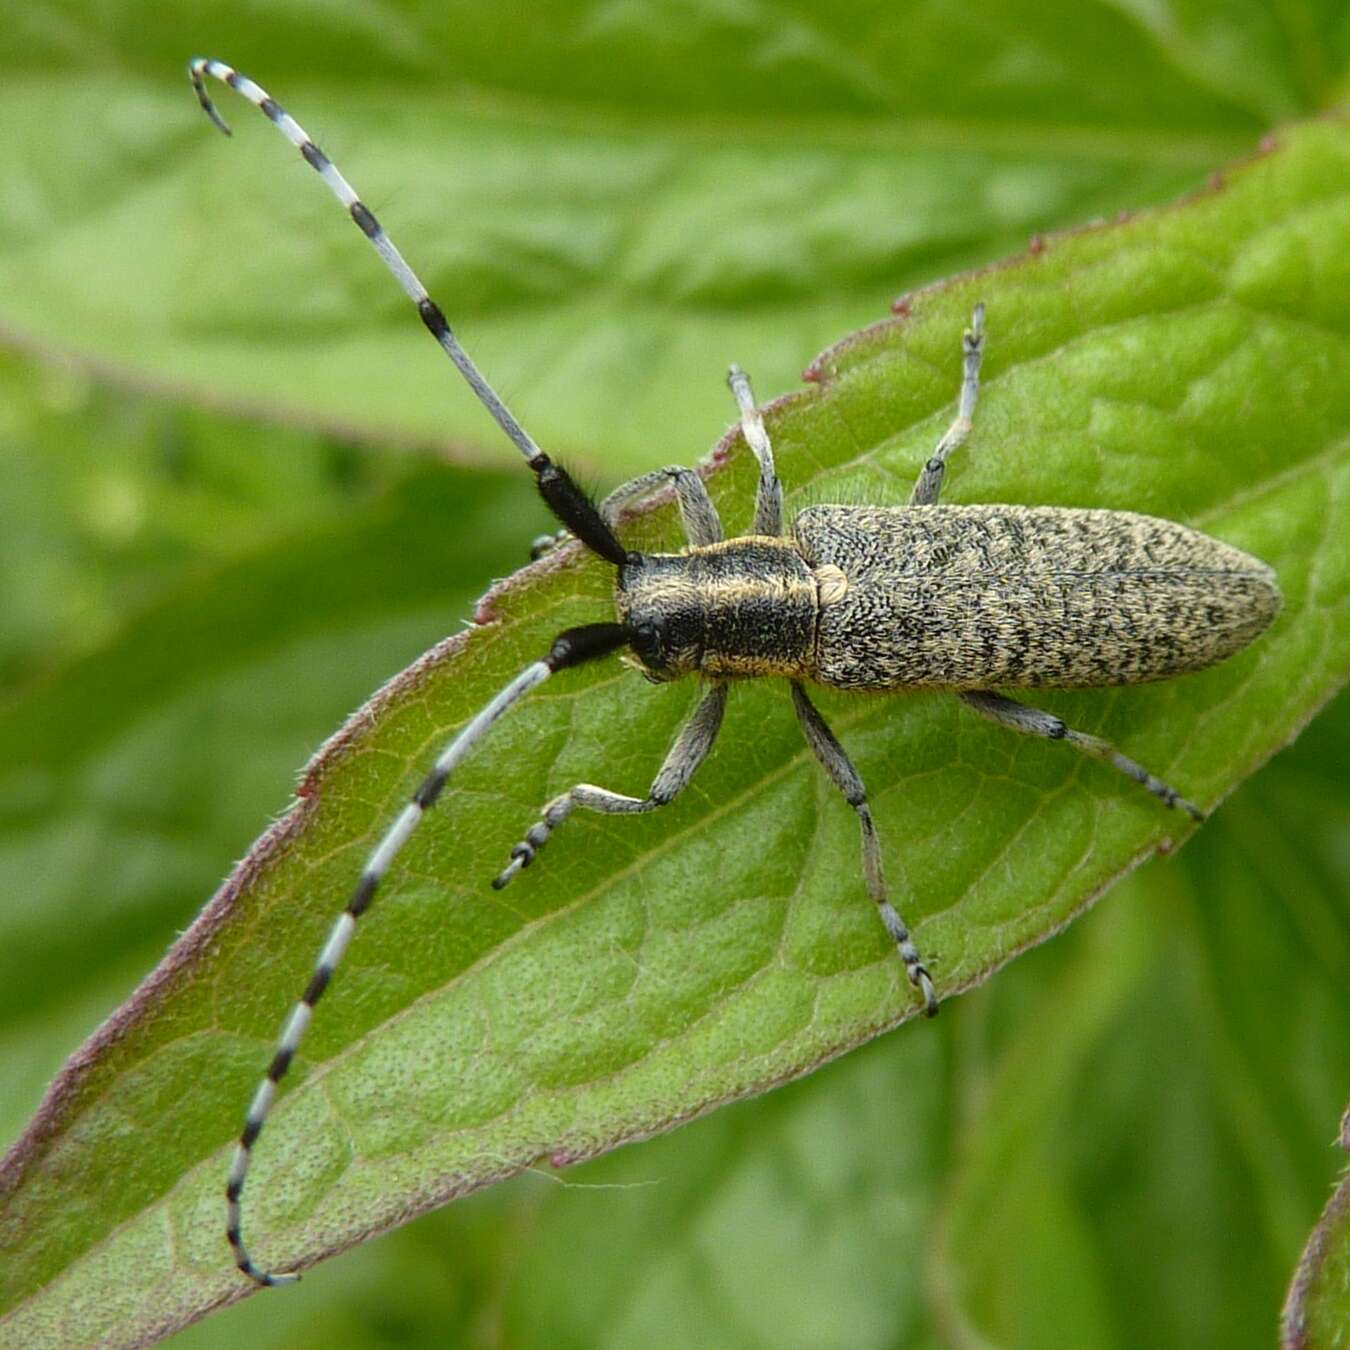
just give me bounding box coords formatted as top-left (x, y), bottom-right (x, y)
top-left (631, 619), bottom-right (661, 658)
top-left (629, 620), bottom-right (675, 680)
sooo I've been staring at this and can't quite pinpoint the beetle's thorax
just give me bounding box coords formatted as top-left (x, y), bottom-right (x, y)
top-left (617, 537), bottom-right (816, 681)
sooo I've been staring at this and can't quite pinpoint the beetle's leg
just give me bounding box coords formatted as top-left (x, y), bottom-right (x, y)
top-left (909, 303), bottom-right (985, 507)
top-left (601, 466), bottom-right (724, 543)
top-left (530, 465), bottom-right (723, 559)
top-left (493, 683), bottom-right (729, 888)
top-left (790, 683), bottom-right (938, 1017)
top-left (958, 690), bottom-right (1205, 821)
top-left (727, 365), bottom-right (783, 536)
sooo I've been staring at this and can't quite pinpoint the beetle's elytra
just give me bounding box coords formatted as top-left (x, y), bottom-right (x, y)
top-left (188, 58), bottom-right (1282, 1288)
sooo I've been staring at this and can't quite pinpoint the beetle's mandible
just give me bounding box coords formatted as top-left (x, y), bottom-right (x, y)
top-left (188, 59), bottom-right (1283, 1289)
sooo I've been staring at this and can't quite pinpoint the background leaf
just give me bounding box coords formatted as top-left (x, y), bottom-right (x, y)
top-left (1, 4), bottom-right (1347, 1348)
top-left (3, 1), bottom-right (1346, 471)
top-left (1284, 1097), bottom-right (1350, 1347)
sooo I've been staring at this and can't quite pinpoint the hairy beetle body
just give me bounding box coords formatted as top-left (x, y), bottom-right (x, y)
top-left (616, 505), bottom-right (1279, 691)
top-left (796, 504), bottom-right (1280, 690)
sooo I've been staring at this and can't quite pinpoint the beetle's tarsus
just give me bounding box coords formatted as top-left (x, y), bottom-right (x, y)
top-left (916, 969), bottom-right (939, 1018)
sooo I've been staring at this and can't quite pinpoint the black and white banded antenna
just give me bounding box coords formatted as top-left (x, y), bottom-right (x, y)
top-left (188, 57), bottom-right (639, 1288)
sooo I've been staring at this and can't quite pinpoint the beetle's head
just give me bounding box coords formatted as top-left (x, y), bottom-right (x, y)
top-left (616, 554), bottom-right (705, 682)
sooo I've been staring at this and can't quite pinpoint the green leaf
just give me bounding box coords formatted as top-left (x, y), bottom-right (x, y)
top-left (2, 1), bottom-right (1339, 473)
top-left (2, 111), bottom-right (1347, 1347)
top-left (938, 690), bottom-right (1350, 1347)
top-left (1277, 686), bottom-right (1350, 1350)
top-left (1285, 1131), bottom-right (1350, 1348)
top-left (0, 349), bottom-right (457, 685)
top-left (127, 691), bottom-right (1350, 1350)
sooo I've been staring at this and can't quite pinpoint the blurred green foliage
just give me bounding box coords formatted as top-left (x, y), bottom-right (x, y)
top-left (1, 3), bottom-right (1347, 1347)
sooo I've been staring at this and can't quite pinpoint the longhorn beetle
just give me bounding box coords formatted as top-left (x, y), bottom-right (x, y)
top-left (188, 58), bottom-right (1283, 1288)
